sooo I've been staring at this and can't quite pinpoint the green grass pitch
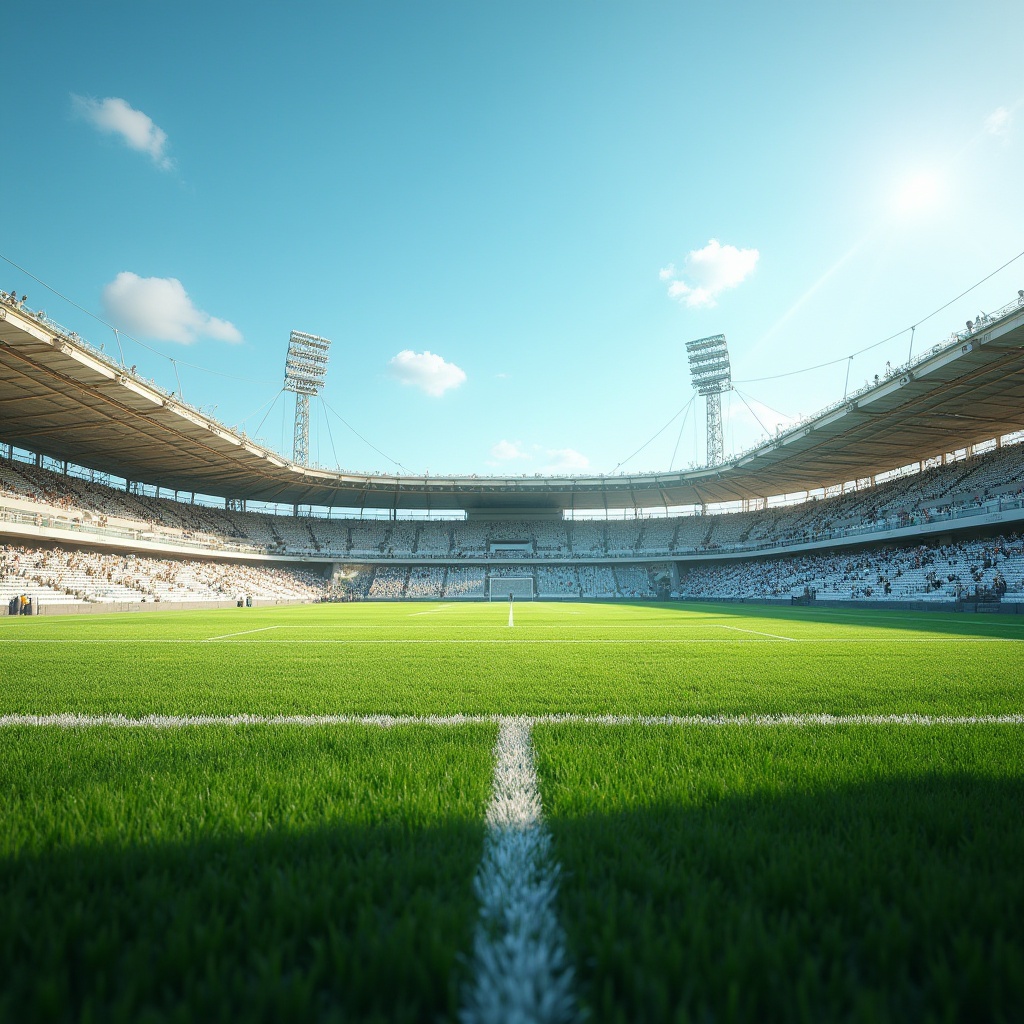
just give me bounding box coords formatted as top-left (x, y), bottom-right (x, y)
top-left (1, 600), bottom-right (1022, 1021)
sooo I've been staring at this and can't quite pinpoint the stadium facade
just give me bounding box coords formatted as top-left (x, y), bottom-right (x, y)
top-left (2, 289), bottom-right (1024, 608)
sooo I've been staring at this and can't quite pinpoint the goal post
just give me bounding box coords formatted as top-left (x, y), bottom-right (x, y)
top-left (487, 576), bottom-right (535, 601)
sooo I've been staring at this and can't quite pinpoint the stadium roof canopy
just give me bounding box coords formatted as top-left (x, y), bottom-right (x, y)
top-left (2, 297), bottom-right (1024, 515)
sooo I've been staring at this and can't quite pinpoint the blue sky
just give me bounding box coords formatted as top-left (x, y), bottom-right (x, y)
top-left (4, 1), bottom-right (1023, 479)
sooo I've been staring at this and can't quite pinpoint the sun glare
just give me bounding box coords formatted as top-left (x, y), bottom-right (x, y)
top-left (892, 171), bottom-right (946, 215)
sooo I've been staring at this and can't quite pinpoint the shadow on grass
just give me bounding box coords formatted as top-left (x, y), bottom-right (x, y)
top-left (0, 817), bottom-right (484, 1024)
top-left (548, 772), bottom-right (1024, 1023)
top-left (612, 597), bottom-right (1024, 639)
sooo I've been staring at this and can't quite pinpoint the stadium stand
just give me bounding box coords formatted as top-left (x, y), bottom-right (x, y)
top-left (444, 566), bottom-right (487, 598)
top-left (406, 565), bottom-right (446, 598)
top-left (577, 565), bottom-right (618, 597)
top-left (536, 566), bottom-right (580, 597)
top-left (367, 566), bottom-right (408, 599)
top-left (0, 544), bottom-right (326, 607)
top-left (614, 565), bottom-right (656, 598)
top-left (677, 535), bottom-right (1024, 602)
top-left (5, 440), bottom-right (1024, 567)
top-left (4, 427), bottom-right (1024, 609)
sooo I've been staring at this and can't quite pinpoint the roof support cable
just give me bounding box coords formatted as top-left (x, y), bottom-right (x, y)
top-left (668, 395), bottom-right (696, 472)
top-left (319, 396), bottom-right (409, 474)
top-left (251, 388), bottom-right (285, 447)
top-left (733, 388), bottom-right (773, 441)
top-left (734, 246), bottom-right (1024, 386)
top-left (112, 328), bottom-right (125, 367)
top-left (734, 387), bottom-right (793, 423)
top-left (319, 395), bottom-right (340, 471)
top-left (611, 393), bottom-right (696, 475)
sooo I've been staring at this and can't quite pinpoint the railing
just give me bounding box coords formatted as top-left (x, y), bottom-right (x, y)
top-left (0, 505), bottom-right (268, 557)
top-left (2, 298), bottom-right (236, 439)
top-left (728, 291), bottom-right (1024, 466)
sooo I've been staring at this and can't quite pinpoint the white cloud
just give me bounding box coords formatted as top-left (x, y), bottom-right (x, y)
top-left (387, 350), bottom-right (466, 397)
top-left (72, 95), bottom-right (173, 169)
top-left (661, 239), bottom-right (760, 308)
top-left (985, 106), bottom-right (1012, 137)
top-left (542, 448), bottom-right (590, 474)
top-left (102, 272), bottom-right (242, 345)
top-left (491, 439), bottom-right (529, 461)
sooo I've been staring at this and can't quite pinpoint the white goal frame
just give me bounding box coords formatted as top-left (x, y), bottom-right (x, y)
top-left (487, 577), bottom-right (535, 601)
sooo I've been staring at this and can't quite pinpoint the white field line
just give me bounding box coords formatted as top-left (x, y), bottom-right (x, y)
top-left (718, 624), bottom-right (796, 641)
top-left (532, 713), bottom-right (1024, 726)
top-left (204, 625), bottom-right (282, 641)
top-left (1, 637), bottom-right (1021, 645)
top-left (0, 713), bottom-right (493, 728)
top-left (460, 718), bottom-right (577, 1024)
top-left (2, 713), bottom-right (1022, 728)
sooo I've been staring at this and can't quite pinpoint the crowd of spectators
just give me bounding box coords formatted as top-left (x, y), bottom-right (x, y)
top-left (537, 566), bottom-right (580, 596)
top-left (1, 544), bottom-right (326, 606)
top-left (406, 566), bottom-right (446, 598)
top-left (3, 440), bottom-right (1024, 570)
top-left (677, 535), bottom-right (1024, 602)
top-left (367, 566), bottom-right (407, 599)
top-left (444, 566), bottom-right (487, 598)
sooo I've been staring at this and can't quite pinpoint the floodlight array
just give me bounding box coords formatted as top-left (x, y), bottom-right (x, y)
top-left (284, 331), bottom-right (332, 396)
top-left (685, 334), bottom-right (732, 395)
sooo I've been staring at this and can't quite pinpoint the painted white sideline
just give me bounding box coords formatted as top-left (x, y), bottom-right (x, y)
top-left (0, 713), bottom-right (492, 728)
top-left (460, 718), bottom-right (577, 1024)
top-left (2, 713), bottom-right (1023, 728)
top-left (3, 636), bottom-right (1020, 645)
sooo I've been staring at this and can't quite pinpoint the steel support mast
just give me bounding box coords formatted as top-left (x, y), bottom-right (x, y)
top-left (283, 330), bottom-right (332, 466)
top-left (685, 334), bottom-right (732, 468)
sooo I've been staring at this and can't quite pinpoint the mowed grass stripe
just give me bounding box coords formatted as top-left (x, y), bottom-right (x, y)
top-left (2, 603), bottom-right (1022, 717)
top-left (0, 724), bottom-right (496, 1022)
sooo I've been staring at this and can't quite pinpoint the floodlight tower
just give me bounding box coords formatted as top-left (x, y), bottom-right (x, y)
top-left (685, 334), bottom-right (732, 467)
top-left (283, 330), bottom-right (332, 466)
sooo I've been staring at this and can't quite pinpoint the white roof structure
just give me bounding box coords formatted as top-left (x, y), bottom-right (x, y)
top-left (2, 297), bottom-right (1023, 515)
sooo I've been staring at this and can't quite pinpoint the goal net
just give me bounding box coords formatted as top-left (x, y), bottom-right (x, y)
top-left (487, 576), bottom-right (535, 601)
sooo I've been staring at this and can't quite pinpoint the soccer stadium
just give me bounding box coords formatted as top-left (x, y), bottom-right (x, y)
top-left (5, 5), bottom-right (1024, 1023)
top-left (3, 279), bottom-right (1024, 1021)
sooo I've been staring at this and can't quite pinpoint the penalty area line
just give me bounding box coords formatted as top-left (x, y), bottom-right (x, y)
top-left (204, 625), bottom-right (282, 641)
top-left (718, 624), bottom-right (797, 641)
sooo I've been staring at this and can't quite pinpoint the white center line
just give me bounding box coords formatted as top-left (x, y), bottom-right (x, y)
top-left (460, 718), bottom-right (577, 1024)
top-left (3, 713), bottom-right (1021, 728)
